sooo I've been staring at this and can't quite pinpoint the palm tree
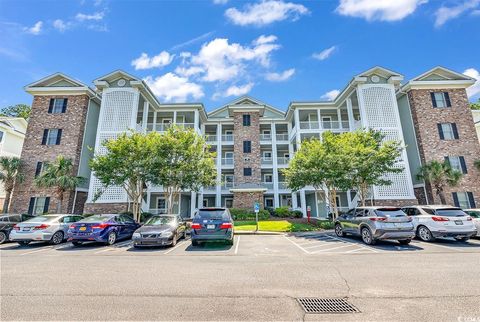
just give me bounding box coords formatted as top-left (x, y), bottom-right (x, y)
top-left (475, 160), bottom-right (480, 172)
top-left (34, 156), bottom-right (84, 213)
top-left (417, 160), bottom-right (463, 205)
top-left (0, 157), bottom-right (24, 213)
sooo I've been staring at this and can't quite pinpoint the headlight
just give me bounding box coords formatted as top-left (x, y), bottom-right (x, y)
top-left (161, 231), bottom-right (173, 237)
top-left (132, 233), bottom-right (141, 238)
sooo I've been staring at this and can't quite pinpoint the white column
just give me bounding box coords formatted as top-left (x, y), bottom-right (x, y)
top-left (197, 191), bottom-right (204, 209)
top-left (300, 190), bottom-right (307, 217)
top-left (324, 188), bottom-right (330, 217)
top-left (294, 109), bottom-right (301, 148)
top-left (346, 97), bottom-right (355, 131)
top-left (314, 191), bottom-right (319, 217)
top-left (292, 192), bottom-right (298, 209)
top-left (347, 189), bottom-right (352, 209)
top-left (142, 101), bottom-right (149, 132)
top-left (317, 108), bottom-right (322, 130)
top-left (194, 109), bottom-right (200, 133)
top-left (337, 108), bottom-right (342, 130)
top-left (216, 124), bottom-right (222, 207)
top-left (145, 190), bottom-right (151, 213)
top-left (173, 111), bottom-right (177, 124)
top-left (271, 122), bottom-right (280, 208)
top-left (190, 191), bottom-right (197, 218)
top-left (153, 111), bottom-right (157, 131)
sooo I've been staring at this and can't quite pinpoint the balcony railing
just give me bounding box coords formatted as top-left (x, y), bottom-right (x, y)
top-left (276, 133), bottom-right (289, 141)
top-left (222, 134), bottom-right (234, 142)
top-left (205, 134), bottom-right (217, 143)
top-left (221, 158), bottom-right (234, 166)
top-left (155, 123), bottom-right (172, 132)
top-left (277, 157), bottom-right (290, 165)
top-left (261, 157), bottom-right (273, 165)
top-left (299, 121), bottom-right (350, 130)
top-left (263, 182), bottom-right (274, 190)
top-left (176, 122), bottom-right (195, 128)
top-left (260, 134), bottom-right (272, 141)
top-left (278, 182), bottom-right (287, 189)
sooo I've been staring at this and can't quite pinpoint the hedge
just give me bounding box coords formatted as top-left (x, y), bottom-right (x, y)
top-left (273, 207), bottom-right (303, 218)
top-left (229, 208), bottom-right (270, 221)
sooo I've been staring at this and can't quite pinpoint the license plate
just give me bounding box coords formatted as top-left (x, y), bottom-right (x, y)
top-left (207, 224), bottom-right (215, 229)
top-left (22, 228), bottom-right (30, 231)
top-left (79, 227), bottom-right (87, 231)
top-left (454, 220), bottom-right (463, 225)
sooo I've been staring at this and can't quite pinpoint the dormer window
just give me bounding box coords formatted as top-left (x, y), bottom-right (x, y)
top-left (431, 92), bottom-right (451, 108)
top-left (48, 98), bottom-right (68, 114)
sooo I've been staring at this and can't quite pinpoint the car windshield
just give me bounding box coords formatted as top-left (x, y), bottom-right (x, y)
top-left (79, 215), bottom-right (112, 222)
top-left (24, 215), bottom-right (58, 223)
top-left (375, 209), bottom-right (406, 217)
top-left (436, 209), bottom-right (467, 217)
top-left (145, 216), bottom-right (175, 225)
top-left (195, 210), bottom-right (226, 220)
top-left (467, 211), bottom-right (480, 218)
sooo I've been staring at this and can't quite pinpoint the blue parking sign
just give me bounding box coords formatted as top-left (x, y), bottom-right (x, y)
top-left (254, 202), bottom-right (260, 213)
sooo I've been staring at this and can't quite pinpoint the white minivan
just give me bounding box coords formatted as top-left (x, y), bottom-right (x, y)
top-left (401, 205), bottom-right (477, 242)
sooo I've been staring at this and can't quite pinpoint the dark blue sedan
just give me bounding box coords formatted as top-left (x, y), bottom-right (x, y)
top-left (67, 214), bottom-right (140, 246)
top-left (191, 208), bottom-right (234, 246)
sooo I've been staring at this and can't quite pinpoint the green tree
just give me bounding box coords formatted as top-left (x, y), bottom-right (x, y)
top-left (151, 126), bottom-right (217, 214)
top-left (0, 104), bottom-right (31, 119)
top-left (417, 160), bottom-right (462, 205)
top-left (0, 157), bottom-right (24, 213)
top-left (471, 99), bottom-right (480, 110)
top-left (90, 131), bottom-right (158, 222)
top-left (475, 160), bottom-right (480, 171)
top-left (283, 132), bottom-right (352, 219)
top-left (35, 156), bottom-right (85, 213)
top-left (345, 130), bottom-right (403, 206)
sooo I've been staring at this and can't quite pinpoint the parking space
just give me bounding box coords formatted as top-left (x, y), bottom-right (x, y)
top-left (1, 232), bottom-right (480, 257)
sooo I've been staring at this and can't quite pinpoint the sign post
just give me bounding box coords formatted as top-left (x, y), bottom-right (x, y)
top-left (307, 206), bottom-right (311, 223)
top-left (254, 202), bottom-right (260, 232)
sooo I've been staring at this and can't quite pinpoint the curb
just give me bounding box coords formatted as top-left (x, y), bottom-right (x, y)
top-left (234, 230), bottom-right (285, 235)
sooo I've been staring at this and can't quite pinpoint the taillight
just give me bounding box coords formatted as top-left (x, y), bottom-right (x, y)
top-left (13, 224), bottom-right (19, 231)
top-left (92, 223), bottom-right (109, 229)
top-left (432, 216), bottom-right (449, 222)
top-left (220, 223), bottom-right (233, 229)
top-left (33, 224), bottom-right (49, 230)
top-left (191, 223), bottom-right (201, 229)
top-left (69, 225), bottom-right (75, 229)
top-left (369, 217), bottom-right (386, 221)
top-left (467, 217), bottom-right (472, 221)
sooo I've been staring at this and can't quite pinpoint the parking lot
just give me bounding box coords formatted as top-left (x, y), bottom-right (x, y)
top-left (2, 232), bottom-right (480, 321)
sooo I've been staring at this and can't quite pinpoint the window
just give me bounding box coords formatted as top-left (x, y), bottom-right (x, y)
top-left (224, 151), bottom-right (233, 159)
top-left (445, 156), bottom-right (467, 174)
top-left (431, 92), bottom-right (451, 108)
top-left (243, 168), bottom-right (252, 176)
top-left (48, 98), bottom-right (68, 114)
top-left (263, 151), bottom-right (272, 160)
top-left (224, 174), bottom-right (234, 187)
top-left (28, 197), bottom-right (50, 215)
top-left (203, 199), bottom-right (209, 207)
top-left (42, 129), bottom-right (62, 145)
top-left (243, 141), bottom-right (251, 153)
top-left (35, 162), bottom-right (44, 178)
top-left (225, 198), bottom-right (233, 208)
top-left (265, 198), bottom-right (274, 208)
top-left (437, 123), bottom-right (458, 140)
top-left (452, 192), bottom-right (476, 209)
top-left (225, 130), bottom-right (233, 135)
top-left (264, 174), bottom-right (273, 183)
top-left (242, 114), bottom-right (251, 126)
top-left (157, 198), bottom-right (166, 211)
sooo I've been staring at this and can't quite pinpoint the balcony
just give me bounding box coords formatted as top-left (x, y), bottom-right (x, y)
top-left (277, 157), bottom-right (290, 165)
top-left (260, 134), bottom-right (272, 141)
top-left (221, 158), bottom-right (234, 166)
top-left (263, 182), bottom-right (274, 190)
top-left (176, 122), bottom-right (195, 129)
top-left (205, 134), bottom-right (217, 143)
top-left (278, 182), bottom-right (288, 189)
top-left (155, 123), bottom-right (171, 132)
top-left (222, 181), bottom-right (234, 191)
top-left (222, 134), bottom-right (234, 143)
top-left (276, 133), bottom-right (289, 141)
top-left (261, 157), bottom-right (273, 165)
top-left (299, 121), bottom-right (350, 131)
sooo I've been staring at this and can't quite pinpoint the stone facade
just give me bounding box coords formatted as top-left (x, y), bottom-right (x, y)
top-left (11, 95), bottom-right (90, 214)
top-left (232, 191), bottom-right (264, 209)
top-left (83, 202), bottom-right (129, 214)
top-left (407, 88), bottom-right (480, 206)
top-left (414, 187), bottom-right (428, 205)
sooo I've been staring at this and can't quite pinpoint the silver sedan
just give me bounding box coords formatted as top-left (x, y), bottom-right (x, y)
top-left (9, 214), bottom-right (83, 246)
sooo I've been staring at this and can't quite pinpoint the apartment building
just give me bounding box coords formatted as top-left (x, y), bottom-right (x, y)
top-left (11, 66), bottom-right (480, 217)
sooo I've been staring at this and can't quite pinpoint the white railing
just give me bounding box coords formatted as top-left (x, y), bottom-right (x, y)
top-left (276, 133), bottom-right (289, 141)
top-left (222, 134), bottom-right (234, 142)
top-left (300, 121), bottom-right (320, 130)
top-left (176, 122), bottom-right (195, 128)
top-left (155, 123), bottom-right (171, 132)
top-left (261, 157), bottom-right (273, 165)
top-left (221, 158), bottom-right (234, 166)
top-left (299, 121), bottom-right (350, 131)
top-left (278, 182), bottom-right (287, 189)
top-left (277, 157), bottom-right (290, 165)
top-left (222, 181), bottom-right (234, 190)
top-left (260, 134), bottom-right (272, 141)
top-left (263, 182), bottom-right (274, 189)
top-left (205, 134), bottom-right (217, 143)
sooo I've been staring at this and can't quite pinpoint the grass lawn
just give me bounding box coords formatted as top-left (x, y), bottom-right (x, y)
top-left (234, 220), bottom-right (334, 232)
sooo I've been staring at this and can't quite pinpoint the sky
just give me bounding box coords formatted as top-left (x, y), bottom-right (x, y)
top-left (0, 0), bottom-right (479, 112)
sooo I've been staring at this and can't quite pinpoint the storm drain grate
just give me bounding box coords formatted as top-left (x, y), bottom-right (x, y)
top-left (297, 298), bottom-right (359, 314)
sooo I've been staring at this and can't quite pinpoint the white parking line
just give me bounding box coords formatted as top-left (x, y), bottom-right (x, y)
top-left (284, 236), bottom-right (310, 254)
top-left (234, 236), bottom-right (240, 255)
top-left (19, 246), bottom-right (54, 256)
top-left (164, 240), bottom-right (186, 255)
top-left (321, 234), bottom-right (379, 253)
top-left (414, 241), bottom-right (465, 252)
top-left (94, 247), bottom-right (116, 254)
top-left (310, 244), bottom-right (358, 253)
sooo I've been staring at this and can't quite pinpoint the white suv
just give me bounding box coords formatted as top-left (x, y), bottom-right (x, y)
top-left (402, 205), bottom-right (477, 242)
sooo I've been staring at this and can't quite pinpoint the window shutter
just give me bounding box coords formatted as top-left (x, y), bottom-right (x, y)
top-left (430, 92), bottom-right (437, 108)
top-left (28, 198), bottom-right (35, 215)
top-left (56, 129), bottom-right (62, 145)
top-left (48, 99), bottom-right (54, 113)
top-left (444, 92), bottom-right (451, 107)
top-left (452, 123), bottom-right (459, 139)
top-left (452, 193), bottom-right (459, 207)
top-left (62, 98), bottom-right (68, 113)
top-left (437, 124), bottom-right (444, 140)
top-left (35, 162), bottom-right (43, 177)
top-left (41, 129), bottom-right (48, 145)
top-left (467, 192), bottom-right (476, 208)
top-left (444, 156), bottom-right (450, 167)
top-left (43, 197), bottom-right (50, 214)
top-left (459, 156), bottom-right (467, 174)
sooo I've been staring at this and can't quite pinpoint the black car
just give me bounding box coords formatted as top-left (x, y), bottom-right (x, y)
top-left (191, 208), bottom-right (234, 246)
top-left (132, 215), bottom-right (187, 248)
top-left (0, 214), bottom-right (35, 244)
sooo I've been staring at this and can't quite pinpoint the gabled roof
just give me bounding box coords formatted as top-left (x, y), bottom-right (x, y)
top-left (401, 66), bottom-right (476, 92)
top-left (26, 72), bottom-right (88, 88)
top-left (412, 66), bottom-right (475, 82)
top-left (0, 117), bottom-right (27, 135)
top-left (24, 73), bottom-right (99, 100)
top-left (93, 70), bottom-right (140, 83)
top-left (354, 66), bottom-right (403, 79)
top-left (208, 95), bottom-right (285, 119)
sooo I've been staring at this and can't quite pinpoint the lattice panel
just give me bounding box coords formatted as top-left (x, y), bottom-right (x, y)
top-left (90, 177), bottom-right (127, 202)
top-left (99, 90), bottom-right (136, 132)
top-left (379, 129), bottom-right (401, 142)
top-left (96, 133), bottom-right (121, 156)
top-left (375, 165), bottom-right (412, 198)
top-left (361, 86), bottom-right (397, 128)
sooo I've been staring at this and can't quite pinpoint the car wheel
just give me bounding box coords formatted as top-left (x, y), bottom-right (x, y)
top-left (0, 231), bottom-right (7, 244)
top-left (192, 240), bottom-right (200, 247)
top-left (182, 230), bottom-right (187, 239)
top-left (50, 231), bottom-right (64, 245)
top-left (361, 227), bottom-right (376, 245)
top-left (17, 241), bottom-right (30, 246)
top-left (417, 226), bottom-right (434, 242)
top-left (398, 239), bottom-right (411, 245)
top-left (335, 224), bottom-right (345, 237)
top-left (106, 231), bottom-right (117, 245)
top-left (171, 234), bottom-right (177, 247)
top-left (226, 236), bottom-right (234, 245)
top-left (72, 241), bottom-right (82, 246)
top-left (455, 237), bottom-right (469, 242)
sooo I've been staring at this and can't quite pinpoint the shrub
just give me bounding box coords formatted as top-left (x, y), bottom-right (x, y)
top-left (291, 210), bottom-right (303, 218)
top-left (316, 220), bottom-right (335, 230)
top-left (140, 212), bottom-right (154, 223)
top-left (258, 209), bottom-right (270, 220)
top-left (274, 206), bottom-right (290, 217)
top-left (229, 208), bottom-right (270, 220)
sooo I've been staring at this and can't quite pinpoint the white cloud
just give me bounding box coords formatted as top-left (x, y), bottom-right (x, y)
top-left (175, 66), bottom-right (204, 77)
top-left (312, 46), bottom-right (337, 61)
top-left (23, 21), bottom-right (43, 35)
top-left (144, 73), bottom-right (204, 103)
top-left (434, 0), bottom-right (480, 27)
top-left (464, 68), bottom-right (480, 98)
top-left (321, 89), bottom-right (340, 101)
top-left (53, 19), bottom-right (69, 32)
top-left (224, 83), bottom-right (254, 97)
top-left (187, 35), bottom-right (280, 82)
top-left (336, 0), bottom-right (427, 21)
top-left (225, 0), bottom-right (309, 26)
top-left (75, 12), bottom-right (105, 21)
top-left (213, 0), bottom-right (229, 4)
top-left (131, 51), bottom-right (174, 70)
top-left (265, 68), bottom-right (295, 81)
